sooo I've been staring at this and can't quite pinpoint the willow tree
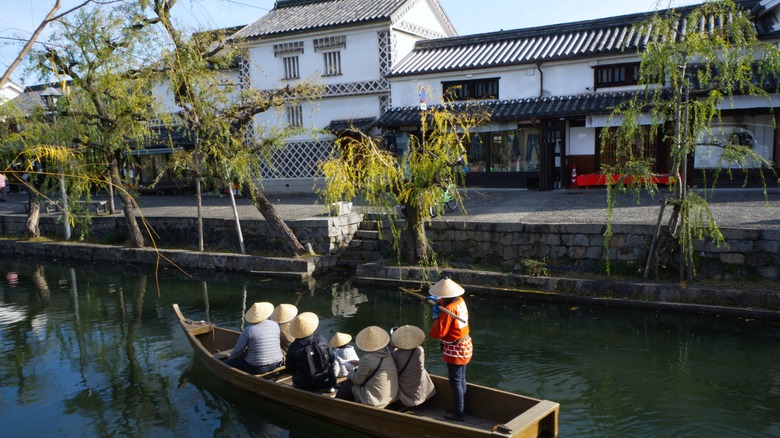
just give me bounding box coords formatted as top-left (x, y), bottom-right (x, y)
top-left (603, 0), bottom-right (780, 280)
top-left (147, 0), bottom-right (322, 256)
top-left (29, 3), bottom-right (161, 248)
top-left (321, 98), bottom-right (488, 265)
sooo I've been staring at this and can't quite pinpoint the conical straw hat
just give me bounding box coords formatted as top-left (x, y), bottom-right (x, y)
top-left (270, 303), bottom-right (298, 324)
top-left (289, 312), bottom-right (319, 339)
top-left (330, 332), bottom-right (352, 348)
top-left (429, 278), bottom-right (464, 298)
top-left (245, 302), bottom-right (274, 324)
top-left (355, 326), bottom-right (390, 352)
top-left (391, 325), bottom-right (426, 350)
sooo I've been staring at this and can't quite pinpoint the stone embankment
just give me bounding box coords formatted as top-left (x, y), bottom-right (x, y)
top-left (0, 189), bottom-right (778, 318)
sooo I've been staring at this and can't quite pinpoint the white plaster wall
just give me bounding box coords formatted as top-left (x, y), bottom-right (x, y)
top-left (402, 0), bottom-right (454, 36)
top-left (253, 94), bottom-right (381, 141)
top-left (393, 32), bottom-right (424, 67)
top-left (390, 66), bottom-right (542, 107)
top-left (568, 127), bottom-right (596, 156)
top-left (248, 26), bottom-right (383, 91)
top-left (541, 62), bottom-right (594, 96)
top-left (152, 80), bottom-right (179, 112)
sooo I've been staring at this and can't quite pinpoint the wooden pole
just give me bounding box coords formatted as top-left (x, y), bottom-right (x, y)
top-left (399, 287), bottom-right (466, 324)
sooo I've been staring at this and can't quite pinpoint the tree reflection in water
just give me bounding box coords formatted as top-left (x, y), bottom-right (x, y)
top-left (0, 261), bottom-right (778, 437)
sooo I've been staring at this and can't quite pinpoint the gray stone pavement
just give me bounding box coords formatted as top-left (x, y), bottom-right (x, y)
top-left (1, 186), bottom-right (778, 230)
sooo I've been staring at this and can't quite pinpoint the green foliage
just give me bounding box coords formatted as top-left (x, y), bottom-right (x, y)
top-left (602, 0), bottom-right (780, 279)
top-left (320, 92), bottom-right (488, 266)
top-left (518, 258), bottom-right (550, 277)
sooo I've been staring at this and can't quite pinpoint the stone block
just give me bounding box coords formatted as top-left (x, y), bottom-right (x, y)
top-left (719, 253), bottom-right (745, 265)
top-left (569, 246), bottom-right (587, 259)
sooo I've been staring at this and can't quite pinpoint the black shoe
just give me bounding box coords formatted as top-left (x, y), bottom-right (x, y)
top-left (444, 412), bottom-right (465, 422)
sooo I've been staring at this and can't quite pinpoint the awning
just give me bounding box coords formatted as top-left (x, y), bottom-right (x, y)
top-left (376, 92), bottom-right (638, 127)
top-left (324, 117), bottom-right (376, 135)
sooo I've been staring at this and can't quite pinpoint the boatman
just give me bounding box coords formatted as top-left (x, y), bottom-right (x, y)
top-left (427, 278), bottom-right (472, 422)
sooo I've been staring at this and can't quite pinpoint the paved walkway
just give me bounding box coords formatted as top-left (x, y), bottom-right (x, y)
top-left (1, 187), bottom-right (779, 229)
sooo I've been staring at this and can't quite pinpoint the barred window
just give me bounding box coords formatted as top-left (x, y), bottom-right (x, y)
top-left (442, 78), bottom-right (499, 101)
top-left (287, 105), bottom-right (303, 128)
top-left (594, 63), bottom-right (640, 88)
top-left (283, 56), bottom-right (300, 80)
top-left (323, 51), bottom-right (341, 76)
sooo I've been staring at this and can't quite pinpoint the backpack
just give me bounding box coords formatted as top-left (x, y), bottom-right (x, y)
top-left (302, 335), bottom-right (332, 379)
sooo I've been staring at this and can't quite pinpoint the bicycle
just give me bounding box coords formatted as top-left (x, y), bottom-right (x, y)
top-left (429, 182), bottom-right (458, 218)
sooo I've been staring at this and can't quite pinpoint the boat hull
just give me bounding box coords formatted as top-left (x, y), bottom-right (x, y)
top-left (173, 304), bottom-right (558, 438)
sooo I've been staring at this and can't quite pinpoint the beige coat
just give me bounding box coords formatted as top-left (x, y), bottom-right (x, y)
top-left (391, 346), bottom-right (436, 407)
top-left (279, 322), bottom-right (294, 354)
top-left (348, 347), bottom-right (398, 408)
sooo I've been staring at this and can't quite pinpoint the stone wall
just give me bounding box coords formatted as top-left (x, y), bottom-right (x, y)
top-left (0, 212), bottom-right (362, 257)
top-left (420, 220), bottom-right (780, 281)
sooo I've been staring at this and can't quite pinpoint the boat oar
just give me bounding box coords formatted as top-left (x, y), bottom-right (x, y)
top-left (399, 287), bottom-right (467, 324)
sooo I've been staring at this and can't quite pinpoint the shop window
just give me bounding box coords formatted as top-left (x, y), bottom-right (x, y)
top-left (487, 128), bottom-right (540, 173)
top-left (466, 133), bottom-right (487, 172)
top-left (694, 115), bottom-right (774, 169)
top-left (599, 126), bottom-right (656, 167)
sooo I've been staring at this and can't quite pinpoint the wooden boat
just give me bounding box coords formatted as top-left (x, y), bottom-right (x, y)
top-left (173, 304), bottom-right (559, 438)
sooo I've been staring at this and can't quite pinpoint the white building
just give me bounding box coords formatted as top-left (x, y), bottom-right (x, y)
top-left (230, 0), bottom-right (456, 194)
top-left (378, 0), bottom-right (780, 189)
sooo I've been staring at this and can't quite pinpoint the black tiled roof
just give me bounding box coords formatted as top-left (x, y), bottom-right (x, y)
top-left (324, 117), bottom-right (376, 134)
top-left (375, 92), bottom-right (636, 127)
top-left (232, 0), bottom-right (409, 40)
top-left (391, 0), bottom-right (775, 77)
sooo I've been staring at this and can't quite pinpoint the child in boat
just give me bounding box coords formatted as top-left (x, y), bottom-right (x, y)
top-left (286, 312), bottom-right (338, 392)
top-left (226, 302), bottom-right (284, 375)
top-left (335, 326), bottom-right (398, 408)
top-left (330, 332), bottom-right (360, 377)
top-left (390, 325), bottom-right (436, 407)
top-left (427, 278), bottom-right (472, 422)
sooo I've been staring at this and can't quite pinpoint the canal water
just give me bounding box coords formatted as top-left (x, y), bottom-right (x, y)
top-left (0, 259), bottom-right (778, 437)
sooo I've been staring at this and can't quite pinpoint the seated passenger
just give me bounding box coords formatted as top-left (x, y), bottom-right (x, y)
top-left (336, 326), bottom-right (398, 408)
top-left (270, 303), bottom-right (298, 355)
top-left (330, 332), bottom-right (360, 377)
top-left (390, 325), bottom-right (437, 407)
top-left (226, 302), bottom-right (283, 374)
top-left (285, 312), bottom-right (337, 392)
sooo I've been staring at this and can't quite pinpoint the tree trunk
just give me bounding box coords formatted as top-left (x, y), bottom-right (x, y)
top-left (108, 158), bottom-right (144, 248)
top-left (250, 186), bottom-right (309, 257)
top-left (25, 191), bottom-right (41, 239)
top-left (401, 202), bottom-right (431, 265)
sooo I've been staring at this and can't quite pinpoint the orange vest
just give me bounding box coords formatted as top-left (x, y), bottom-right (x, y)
top-left (428, 297), bottom-right (472, 365)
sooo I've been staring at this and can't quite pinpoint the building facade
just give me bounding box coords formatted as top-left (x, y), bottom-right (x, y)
top-left (230, 0), bottom-right (456, 193)
top-left (378, 0), bottom-right (780, 190)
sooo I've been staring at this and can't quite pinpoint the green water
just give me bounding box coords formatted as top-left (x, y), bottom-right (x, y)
top-left (0, 259), bottom-right (778, 437)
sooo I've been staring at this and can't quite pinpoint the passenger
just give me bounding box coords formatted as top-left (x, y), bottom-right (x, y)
top-left (330, 332), bottom-right (360, 377)
top-left (427, 278), bottom-right (473, 422)
top-left (270, 303), bottom-right (298, 355)
top-left (335, 326), bottom-right (398, 408)
top-left (285, 312), bottom-right (338, 392)
top-left (390, 325), bottom-right (436, 407)
top-left (225, 302), bottom-right (284, 374)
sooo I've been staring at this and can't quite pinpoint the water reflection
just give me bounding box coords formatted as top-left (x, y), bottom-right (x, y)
top-left (330, 282), bottom-right (368, 317)
top-left (0, 260), bottom-right (778, 437)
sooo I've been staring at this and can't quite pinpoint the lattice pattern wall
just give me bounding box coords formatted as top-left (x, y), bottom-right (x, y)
top-left (260, 140), bottom-right (334, 179)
